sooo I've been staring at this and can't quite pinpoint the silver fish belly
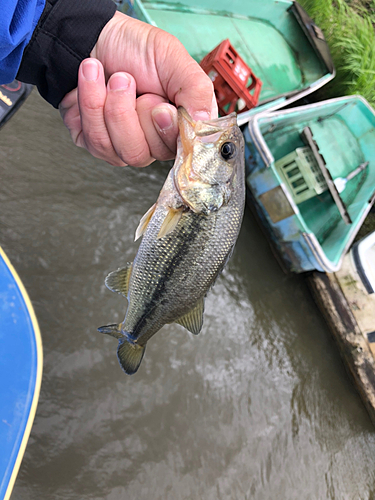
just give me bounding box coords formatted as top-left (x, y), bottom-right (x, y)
top-left (99, 108), bottom-right (245, 374)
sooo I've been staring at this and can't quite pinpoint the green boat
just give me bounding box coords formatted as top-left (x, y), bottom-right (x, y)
top-left (244, 95), bottom-right (375, 273)
top-left (118, 0), bottom-right (335, 120)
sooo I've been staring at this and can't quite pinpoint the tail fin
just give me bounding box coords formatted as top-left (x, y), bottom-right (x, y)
top-left (117, 338), bottom-right (145, 375)
top-left (98, 323), bottom-right (146, 375)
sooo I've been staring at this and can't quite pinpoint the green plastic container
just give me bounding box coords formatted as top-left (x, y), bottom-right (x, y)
top-left (275, 146), bottom-right (327, 203)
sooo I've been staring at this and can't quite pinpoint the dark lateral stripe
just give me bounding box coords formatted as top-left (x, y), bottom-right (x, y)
top-left (367, 332), bottom-right (375, 344)
top-left (133, 212), bottom-right (206, 338)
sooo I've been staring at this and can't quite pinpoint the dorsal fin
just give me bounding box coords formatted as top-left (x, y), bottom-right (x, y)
top-left (105, 264), bottom-right (132, 297)
top-left (135, 203), bottom-right (156, 241)
top-left (175, 298), bottom-right (205, 335)
top-left (157, 207), bottom-right (184, 239)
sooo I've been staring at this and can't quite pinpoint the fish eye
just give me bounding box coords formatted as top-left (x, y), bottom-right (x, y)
top-left (220, 142), bottom-right (237, 160)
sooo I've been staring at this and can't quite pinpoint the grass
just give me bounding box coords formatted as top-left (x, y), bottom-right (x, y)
top-left (354, 210), bottom-right (375, 241)
top-left (299, 0), bottom-right (375, 106)
top-left (299, 0), bottom-right (375, 236)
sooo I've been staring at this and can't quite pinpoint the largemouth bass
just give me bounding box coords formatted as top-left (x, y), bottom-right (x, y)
top-left (99, 108), bottom-right (245, 374)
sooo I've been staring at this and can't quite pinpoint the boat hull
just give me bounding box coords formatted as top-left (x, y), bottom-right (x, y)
top-left (117, 0), bottom-right (335, 123)
top-left (0, 81), bottom-right (33, 130)
top-left (245, 96), bottom-right (375, 273)
top-left (0, 248), bottom-right (42, 500)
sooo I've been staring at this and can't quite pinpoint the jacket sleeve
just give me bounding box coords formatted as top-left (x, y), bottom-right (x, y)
top-left (0, 0), bottom-right (45, 84)
top-left (16, 0), bottom-right (117, 108)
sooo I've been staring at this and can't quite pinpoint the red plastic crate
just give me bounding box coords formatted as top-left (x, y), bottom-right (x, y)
top-left (200, 39), bottom-right (262, 116)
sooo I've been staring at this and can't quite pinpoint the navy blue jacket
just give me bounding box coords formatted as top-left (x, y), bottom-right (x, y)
top-left (0, 0), bottom-right (116, 107)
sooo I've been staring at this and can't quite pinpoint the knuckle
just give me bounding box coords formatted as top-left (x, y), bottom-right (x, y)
top-left (123, 148), bottom-right (152, 168)
top-left (175, 63), bottom-right (215, 107)
top-left (109, 131), bottom-right (152, 167)
top-left (191, 74), bottom-right (214, 94)
top-left (62, 108), bottom-right (80, 132)
top-left (104, 104), bottom-right (125, 123)
top-left (154, 28), bottom-right (178, 49)
top-left (149, 141), bottom-right (175, 162)
top-left (156, 150), bottom-right (175, 162)
top-left (79, 93), bottom-right (104, 114)
top-left (59, 88), bottom-right (77, 111)
top-left (84, 129), bottom-right (111, 154)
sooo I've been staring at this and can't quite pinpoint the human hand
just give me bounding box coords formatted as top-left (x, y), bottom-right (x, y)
top-left (59, 12), bottom-right (218, 167)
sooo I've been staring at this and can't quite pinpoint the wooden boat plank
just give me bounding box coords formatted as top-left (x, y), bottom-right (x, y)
top-left (301, 126), bottom-right (352, 225)
top-left (307, 271), bottom-right (375, 427)
top-left (288, 1), bottom-right (334, 74)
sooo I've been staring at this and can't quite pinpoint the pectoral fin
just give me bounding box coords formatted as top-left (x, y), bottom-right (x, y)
top-left (175, 298), bottom-right (205, 335)
top-left (157, 207), bottom-right (184, 239)
top-left (105, 264), bottom-right (132, 297)
top-left (135, 203), bottom-right (156, 241)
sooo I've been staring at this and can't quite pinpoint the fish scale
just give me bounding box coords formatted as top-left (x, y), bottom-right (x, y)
top-left (127, 200), bottom-right (242, 344)
top-left (99, 108), bottom-right (245, 374)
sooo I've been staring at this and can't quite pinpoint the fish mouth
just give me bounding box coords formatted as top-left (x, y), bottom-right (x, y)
top-left (176, 107), bottom-right (238, 161)
top-left (172, 107), bottom-right (241, 214)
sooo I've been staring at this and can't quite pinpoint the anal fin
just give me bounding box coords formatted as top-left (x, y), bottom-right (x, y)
top-left (105, 264), bottom-right (132, 297)
top-left (175, 298), bottom-right (204, 335)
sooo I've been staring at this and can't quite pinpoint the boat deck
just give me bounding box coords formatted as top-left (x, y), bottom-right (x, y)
top-left (250, 96), bottom-right (375, 270)
top-left (134, 1), bottom-right (328, 102)
top-left (269, 116), bottom-right (365, 253)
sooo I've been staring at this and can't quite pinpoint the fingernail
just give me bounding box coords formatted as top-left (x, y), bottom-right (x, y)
top-left (211, 94), bottom-right (219, 119)
top-left (82, 59), bottom-right (99, 81)
top-left (192, 111), bottom-right (211, 121)
top-left (152, 107), bottom-right (173, 132)
top-left (108, 73), bottom-right (130, 91)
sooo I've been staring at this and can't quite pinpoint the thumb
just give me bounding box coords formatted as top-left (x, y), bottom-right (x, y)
top-left (175, 60), bottom-right (218, 121)
top-left (157, 39), bottom-right (218, 120)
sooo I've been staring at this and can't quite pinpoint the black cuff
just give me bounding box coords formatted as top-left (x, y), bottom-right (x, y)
top-left (16, 0), bottom-right (117, 108)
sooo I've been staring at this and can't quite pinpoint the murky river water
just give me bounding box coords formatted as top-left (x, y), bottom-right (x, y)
top-left (2, 91), bottom-right (375, 499)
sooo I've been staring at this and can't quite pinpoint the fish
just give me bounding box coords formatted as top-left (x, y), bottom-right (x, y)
top-left (98, 107), bottom-right (245, 375)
